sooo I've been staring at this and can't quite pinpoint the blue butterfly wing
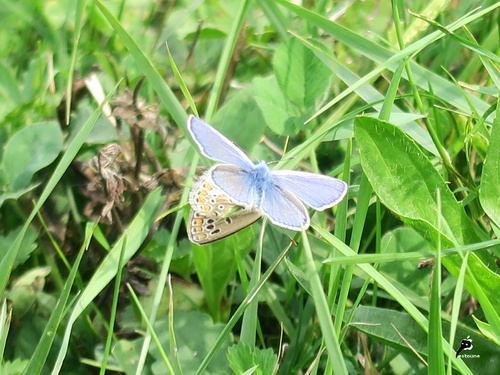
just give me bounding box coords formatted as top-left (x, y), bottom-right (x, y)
top-left (188, 115), bottom-right (254, 169)
top-left (271, 170), bottom-right (348, 210)
top-left (209, 165), bottom-right (257, 207)
top-left (210, 165), bottom-right (309, 230)
top-left (259, 182), bottom-right (310, 230)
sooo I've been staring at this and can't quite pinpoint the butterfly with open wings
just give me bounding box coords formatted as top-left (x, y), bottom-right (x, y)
top-left (186, 115), bottom-right (348, 244)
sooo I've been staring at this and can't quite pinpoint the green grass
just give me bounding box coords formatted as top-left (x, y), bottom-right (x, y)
top-left (1, 0), bottom-right (499, 374)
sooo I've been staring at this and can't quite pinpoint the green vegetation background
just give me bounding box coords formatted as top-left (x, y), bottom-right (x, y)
top-left (0, 0), bottom-right (499, 374)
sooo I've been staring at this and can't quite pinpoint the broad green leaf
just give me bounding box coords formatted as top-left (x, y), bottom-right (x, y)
top-left (480, 107), bottom-right (500, 228)
top-left (1, 359), bottom-right (29, 375)
top-left (212, 86), bottom-right (266, 153)
top-left (0, 227), bottom-right (37, 269)
top-left (227, 342), bottom-right (277, 375)
top-left (3, 122), bottom-right (62, 191)
top-left (472, 316), bottom-right (500, 346)
top-left (274, 38), bottom-right (330, 110)
top-left (380, 227), bottom-right (431, 296)
top-left (192, 227), bottom-right (254, 320)
top-left (6, 266), bottom-right (50, 319)
top-left (355, 116), bottom-right (478, 247)
top-left (355, 116), bottom-right (500, 311)
top-left (351, 306), bottom-right (500, 373)
top-left (152, 311), bottom-right (233, 374)
top-left (254, 76), bottom-right (301, 135)
top-left (0, 185), bottom-right (40, 208)
top-left (113, 339), bottom-right (145, 374)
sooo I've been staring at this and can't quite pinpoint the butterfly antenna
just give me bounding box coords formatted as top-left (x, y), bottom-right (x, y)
top-left (261, 135), bottom-right (293, 163)
top-left (266, 155), bottom-right (297, 167)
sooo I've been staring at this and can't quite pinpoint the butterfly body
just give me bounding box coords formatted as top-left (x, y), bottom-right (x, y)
top-left (187, 115), bottom-right (348, 243)
top-left (219, 161), bottom-right (272, 207)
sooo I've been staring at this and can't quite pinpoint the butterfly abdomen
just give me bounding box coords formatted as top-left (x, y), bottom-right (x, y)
top-left (248, 162), bottom-right (273, 208)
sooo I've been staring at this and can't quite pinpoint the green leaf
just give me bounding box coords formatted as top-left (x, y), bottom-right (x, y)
top-left (1, 359), bottom-right (29, 375)
top-left (283, 257), bottom-right (311, 296)
top-left (0, 185), bottom-right (41, 209)
top-left (254, 76), bottom-right (301, 135)
top-left (152, 311), bottom-right (233, 374)
top-left (480, 106), bottom-right (500, 228)
top-left (192, 227), bottom-right (254, 320)
top-left (472, 316), bottom-right (500, 346)
top-left (0, 226), bottom-right (37, 269)
top-left (351, 306), bottom-right (500, 373)
top-left (113, 339), bottom-right (147, 374)
top-left (355, 116), bottom-right (476, 247)
top-left (355, 116), bottom-right (500, 311)
top-left (380, 227), bottom-right (432, 296)
top-left (2, 122), bottom-right (62, 191)
top-left (227, 342), bottom-right (277, 375)
top-left (274, 38), bottom-right (331, 110)
top-left (212, 86), bottom-right (266, 153)
top-left (6, 266), bottom-right (51, 319)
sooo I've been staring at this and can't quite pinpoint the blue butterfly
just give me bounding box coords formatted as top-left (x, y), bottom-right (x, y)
top-left (187, 115), bottom-right (348, 232)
